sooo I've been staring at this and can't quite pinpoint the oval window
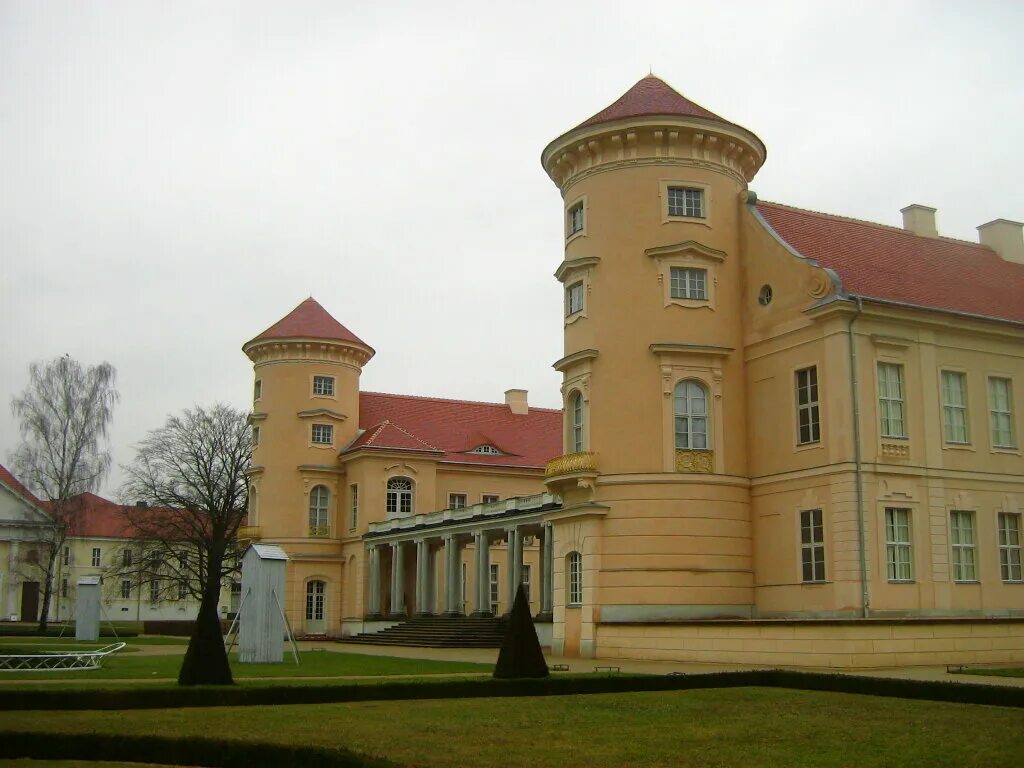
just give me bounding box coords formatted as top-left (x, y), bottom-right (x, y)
top-left (758, 285), bottom-right (773, 306)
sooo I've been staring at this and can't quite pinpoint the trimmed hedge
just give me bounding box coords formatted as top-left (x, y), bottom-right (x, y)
top-left (0, 731), bottom-right (396, 768)
top-left (2, 670), bottom-right (1023, 711)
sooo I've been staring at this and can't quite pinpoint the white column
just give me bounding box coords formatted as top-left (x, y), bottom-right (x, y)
top-left (473, 530), bottom-right (491, 616)
top-left (7, 542), bottom-right (20, 620)
top-left (367, 545), bottom-right (382, 617)
top-left (415, 539), bottom-right (431, 616)
top-left (505, 525), bottom-right (521, 612)
top-left (541, 523), bottom-right (554, 617)
top-left (444, 535), bottom-right (460, 616)
top-left (389, 542), bottom-right (405, 618)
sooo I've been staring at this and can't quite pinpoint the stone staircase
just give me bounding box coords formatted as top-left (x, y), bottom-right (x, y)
top-left (342, 615), bottom-right (508, 648)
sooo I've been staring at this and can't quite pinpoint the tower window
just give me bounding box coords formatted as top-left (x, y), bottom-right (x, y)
top-left (313, 375), bottom-right (335, 397)
top-left (252, 426), bottom-right (260, 448)
top-left (566, 281), bottom-right (584, 316)
top-left (567, 551), bottom-right (583, 606)
top-left (667, 187), bottom-right (704, 218)
top-left (570, 392), bottom-right (584, 453)
top-left (253, 379), bottom-right (262, 401)
top-left (311, 423), bottom-right (333, 445)
top-left (670, 267), bottom-right (707, 301)
top-left (567, 202), bottom-right (584, 237)
top-left (309, 485), bottom-right (330, 537)
top-left (674, 380), bottom-right (710, 450)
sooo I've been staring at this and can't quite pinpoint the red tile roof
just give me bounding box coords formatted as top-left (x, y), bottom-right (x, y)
top-left (352, 392), bottom-right (562, 469)
top-left (573, 75), bottom-right (733, 132)
top-left (0, 463), bottom-right (45, 509)
top-left (756, 201), bottom-right (1024, 324)
top-left (246, 297), bottom-right (373, 350)
top-left (55, 493), bottom-right (135, 539)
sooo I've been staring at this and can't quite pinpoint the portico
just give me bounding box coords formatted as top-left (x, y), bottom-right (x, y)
top-left (363, 493), bottom-right (559, 621)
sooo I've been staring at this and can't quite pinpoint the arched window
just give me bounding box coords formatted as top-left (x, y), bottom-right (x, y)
top-left (386, 477), bottom-right (414, 518)
top-left (570, 392), bottom-right (584, 452)
top-left (308, 485), bottom-right (330, 537)
top-left (567, 551), bottom-right (583, 606)
top-left (674, 380), bottom-right (710, 450)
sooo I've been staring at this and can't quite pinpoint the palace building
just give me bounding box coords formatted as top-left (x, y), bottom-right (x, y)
top-left (244, 75), bottom-right (1024, 667)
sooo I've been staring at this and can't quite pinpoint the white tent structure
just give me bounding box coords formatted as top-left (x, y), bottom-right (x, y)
top-left (227, 544), bottom-right (299, 664)
top-left (75, 576), bottom-right (101, 641)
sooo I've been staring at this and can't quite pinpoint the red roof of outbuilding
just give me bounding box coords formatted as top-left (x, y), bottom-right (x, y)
top-left (247, 297), bottom-right (372, 349)
top-left (573, 75), bottom-right (732, 132)
top-left (0, 463), bottom-right (44, 509)
top-left (756, 201), bottom-right (1024, 325)
top-left (55, 493), bottom-right (135, 539)
top-left (352, 392), bottom-right (562, 469)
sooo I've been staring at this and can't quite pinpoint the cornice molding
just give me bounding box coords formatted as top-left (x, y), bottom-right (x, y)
top-left (645, 239), bottom-right (726, 263)
top-left (297, 408), bottom-right (347, 421)
top-left (553, 348), bottom-right (599, 372)
top-left (649, 343), bottom-right (734, 358)
top-left (554, 256), bottom-right (601, 282)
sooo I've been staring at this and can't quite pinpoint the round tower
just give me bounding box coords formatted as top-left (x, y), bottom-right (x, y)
top-left (541, 76), bottom-right (766, 657)
top-left (242, 297), bottom-right (374, 542)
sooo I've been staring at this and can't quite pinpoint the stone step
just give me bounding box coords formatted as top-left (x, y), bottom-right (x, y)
top-left (344, 615), bottom-right (509, 648)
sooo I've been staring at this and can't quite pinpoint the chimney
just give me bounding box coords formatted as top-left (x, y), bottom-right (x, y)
top-left (900, 204), bottom-right (938, 237)
top-left (136, 501), bottom-right (148, 507)
top-left (505, 389), bottom-right (529, 415)
top-left (978, 219), bottom-right (1024, 264)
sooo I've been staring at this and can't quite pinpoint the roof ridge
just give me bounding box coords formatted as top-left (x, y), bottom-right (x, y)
top-left (360, 390), bottom-right (562, 413)
top-left (758, 200), bottom-right (992, 250)
top-left (378, 419), bottom-right (443, 452)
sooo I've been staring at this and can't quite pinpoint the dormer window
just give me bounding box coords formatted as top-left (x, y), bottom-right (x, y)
top-left (469, 445), bottom-right (502, 455)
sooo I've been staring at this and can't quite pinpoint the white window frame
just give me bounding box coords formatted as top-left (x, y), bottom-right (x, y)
top-left (91, 547), bottom-right (101, 568)
top-left (941, 371), bottom-right (969, 445)
top-left (449, 493), bottom-right (467, 510)
top-left (885, 508), bottom-right (913, 582)
top-left (308, 485), bottom-right (330, 537)
top-left (120, 580), bottom-right (132, 600)
top-left (305, 580), bottom-right (325, 621)
top-left (989, 377), bottom-right (1016, 449)
top-left (253, 379), bottom-right (262, 401)
top-left (177, 581), bottom-right (188, 601)
top-left (565, 281), bottom-right (584, 317)
top-left (998, 512), bottom-right (1022, 582)
top-left (669, 267), bottom-right (707, 301)
top-left (795, 366), bottom-right (821, 445)
top-left (521, 563), bottom-right (531, 603)
top-left (149, 579), bottom-right (161, 603)
top-left (666, 186), bottom-right (705, 218)
top-left (800, 509), bottom-right (826, 583)
top-left (312, 375), bottom-right (335, 397)
top-left (252, 425), bottom-right (260, 448)
top-left (878, 363), bottom-right (907, 439)
top-left (349, 484), bottom-right (358, 531)
top-left (674, 379), bottom-right (710, 450)
top-left (311, 423), bottom-right (333, 445)
top-left (567, 551), bottom-right (583, 606)
top-left (949, 510), bottom-right (977, 582)
top-left (482, 494), bottom-right (500, 504)
top-left (570, 391), bottom-right (584, 453)
top-left (386, 477), bottom-right (414, 518)
top-left (567, 201), bottom-right (584, 237)
top-left (489, 563), bottom-right (499, 614)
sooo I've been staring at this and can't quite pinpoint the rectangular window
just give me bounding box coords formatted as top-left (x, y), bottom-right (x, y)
top-left (565, 281), bottom-right (584, 316)
top-left (567, 202), bottom-right (584, 236)
top-left (482, 494), bottom-right (500, 504)
top-left (667, 186), bottom-right (704, 218)
top-left (878, 363), bottom-right (906, 439)
top-left (349, 484), bottom-right (358, 530)
top-left (61, 579), bottom-right (68, 598)
top-left (150, 580), bottom-right (160, 603)
top-left (989, 377), bottom-right (1016, 448)
top-left (521, 564), bottom-right (531, 602)
top-left (177, 582), bottom-right (188, 601)
top-left (795, 367), bottom-right (821, 445)
top-left (449, 493), bottom-right (467, 509)
top-left (568, 552), bottom-right (583, 606)
top-left (885, 508), bottom-right (913, 582)
top-left (311, 424), bottom-right (333, 445)
top-left (949, 511), bottom-right (977, 582)
top-left (998, 512), bottom-right (1022, 582)
top-left (313, 375), bottom-right (335, 397)
top-left (800, 509), bottom-right (826, 582)
top-left (120, 580), bottom-right (132, 599)
top-left (252, 426), bottom-right (260, 448)
top-left (669, 267), bottom-right (707, 300)
top-left (489, 563), bottom-right (499, 614)
top-left (253, 379), bottom-right (262, 401)
top-left (122, 549), bottom-right (133, 567)
top-left (91, 547), bottom-right (101, 567)
top-left (941, 371), bottom-right (969, 444)
top-left (63, 546), bottom-right (69, 566)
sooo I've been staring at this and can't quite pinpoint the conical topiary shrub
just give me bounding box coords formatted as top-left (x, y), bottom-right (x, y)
top-left (494, 583), bottom-right (549, 679)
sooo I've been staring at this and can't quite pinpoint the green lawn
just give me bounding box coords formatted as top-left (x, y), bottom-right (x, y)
top-left (962, 667), bottom-right (1024, 678)
top-left (0, 650), bottom-right (491, 682)
top-left (3, 687), bottom-right (1022, 767)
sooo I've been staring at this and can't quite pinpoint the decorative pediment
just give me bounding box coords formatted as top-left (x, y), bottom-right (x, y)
top-left (645, 240), bottom-right (726, 263)
top-left (296, 408), bottom-right (347, 421)
top-left (554, 256), bottom-right (601, 282)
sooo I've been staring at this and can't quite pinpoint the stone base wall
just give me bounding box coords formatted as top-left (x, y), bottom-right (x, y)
top-left (597, 620), bottom-right (1024, 668)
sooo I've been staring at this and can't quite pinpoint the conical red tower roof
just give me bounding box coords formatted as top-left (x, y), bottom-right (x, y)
top-left (573, 75), bottom-right (732, 132)
top-left (246, 297), bottom-right (372, 350)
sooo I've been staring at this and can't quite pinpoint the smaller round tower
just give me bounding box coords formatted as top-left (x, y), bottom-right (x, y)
top-left (242, 297), bottom-right (374, 542)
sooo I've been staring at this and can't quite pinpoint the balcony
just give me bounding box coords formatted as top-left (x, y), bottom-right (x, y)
top-left (236, 526), bottom-right (262, 541)
top-left (545, 451), bottom-right (598, 477)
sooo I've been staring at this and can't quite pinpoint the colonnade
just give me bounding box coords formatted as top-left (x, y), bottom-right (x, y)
top-left (366, 521), bottom-right (554, 619)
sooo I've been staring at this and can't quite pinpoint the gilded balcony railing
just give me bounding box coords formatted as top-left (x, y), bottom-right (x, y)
top-left (545, 451), bottom-right (598, 477)
top-left (308, 525), bottom-right (331, 538)
top-left (236, 526), bottom-right (262, 541)
top-left (675, 449), bottom-right (713, 473)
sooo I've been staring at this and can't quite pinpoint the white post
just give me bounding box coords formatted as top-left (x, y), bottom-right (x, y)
top-left (367, 545), bottom-right (381, 617)
top-left (541, 523), bottom-right (554, 617)
top-left (473, 530), bottom-right (491, 616)
top-left (390, 542), bottom-right (405, 619)
top-left (444, 535), bottom-right (460, 616)
top-left (415, 539), bottom-right (431, 616)
top-left (505, 525), bottom-right (521, 612)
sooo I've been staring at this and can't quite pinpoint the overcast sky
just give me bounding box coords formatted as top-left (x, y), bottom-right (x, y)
top-left (2, 1), bottom-right (1022, 495)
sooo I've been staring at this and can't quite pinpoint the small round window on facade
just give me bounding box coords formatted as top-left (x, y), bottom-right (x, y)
top-left (758, 285), bottom-right (773, 306)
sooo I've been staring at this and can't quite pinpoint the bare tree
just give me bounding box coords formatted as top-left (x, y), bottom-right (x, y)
top-left (119, 404), bottom-right (251, 686)
top-left (9, 355), bottom-right (118, 631)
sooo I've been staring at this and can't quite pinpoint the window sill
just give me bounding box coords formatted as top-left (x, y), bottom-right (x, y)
top-left (564, 311), bottom-right (586, 326)
top-left (794, 441), bottom-right (823, 453)
top-left (942, 443), bottom-right (975, 452)
top-left (991, 446), bottom-right (1021, 456)
top-left (1002, 580), bottom-right (1024, 585)
top-left (887, 580), bottom-right (916, 584)
top-left (566, 603), bottom-right (582, 609)
top-left (952, 580), bottom-right (980, 585)
top-left (565, 230), bottom-right (586, 246)
top-left (311, 394), bottom-right (338, 401)
top-left (666, 298), bottom-right (713, 311)
top-left (663, 216), bottom-right (711, 230)
top-left (800, 580), bottom-right (831, 586)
